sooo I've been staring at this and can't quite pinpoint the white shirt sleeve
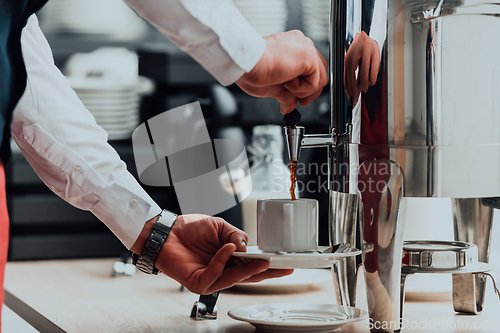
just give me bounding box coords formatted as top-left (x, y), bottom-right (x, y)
top-left (369, 0), bottom-right (387, 54)
top-left (11, 15), bottom-right (162, 249)
top-left (123, 0), bottom-right (267, 86)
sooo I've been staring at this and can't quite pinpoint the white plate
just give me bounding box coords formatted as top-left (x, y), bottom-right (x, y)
top-left (93, 114), bottom-right (139, 123)
top-left (228, 303), bottom-right (367, 333)
top-left (90, 112), bottom-right (139, 120)
top-left (232, 246), bottom-right (361, 269)
top-left (80, 95), bottom-right (140, 106)
top-left (87, 106), bottom-right (138, 113)
top-left (106, 130), bottom-right (134, 140)
top-left (69, 77), bottom-right (153, 94)
top-left (99, 121), bottom-right (138, 131)
top-left (233, 269), bottom-right (332, 293)
top-left (76, 91), bottom-right (139, 99)
top-left (86, 104), bottom-right (139, 112)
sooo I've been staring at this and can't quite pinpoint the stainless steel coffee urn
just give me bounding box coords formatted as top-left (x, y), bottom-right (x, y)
top-left (285, 0), bottom-right (500, 331)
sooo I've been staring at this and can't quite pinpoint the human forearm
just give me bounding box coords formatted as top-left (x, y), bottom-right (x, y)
top-left (123, 0), bottom-right (266, 86)
top-left (12, 15), bottom-right (161, 249)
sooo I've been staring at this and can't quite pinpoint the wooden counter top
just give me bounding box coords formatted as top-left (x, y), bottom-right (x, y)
top-left (4, 258), bottom-right (500, 332)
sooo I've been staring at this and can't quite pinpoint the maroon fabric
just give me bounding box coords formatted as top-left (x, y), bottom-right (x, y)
top-left (0, 163), bottom-right (9, 326)
top-left (359, 69), bottom-right (388, 273)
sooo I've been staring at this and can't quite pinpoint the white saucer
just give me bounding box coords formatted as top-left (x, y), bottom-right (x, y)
top-left (228, 303), bottom-right (367, 333)
top-left (233, 269), bottom-right (332, 293)
top-left (232, 246), bottom-right (361, 269)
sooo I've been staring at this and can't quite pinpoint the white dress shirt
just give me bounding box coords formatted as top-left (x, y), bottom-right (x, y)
top-left (124, 0), bottom-right (266, 86)
top-left (11, 2), bottom-right (265, 249)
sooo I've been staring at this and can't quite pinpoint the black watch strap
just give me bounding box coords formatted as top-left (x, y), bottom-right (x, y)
top-left (132, 209), bottom-right (177, 275)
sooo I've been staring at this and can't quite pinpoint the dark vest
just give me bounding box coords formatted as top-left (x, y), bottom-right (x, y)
top-left (0, 0), bottom-right (48, 163)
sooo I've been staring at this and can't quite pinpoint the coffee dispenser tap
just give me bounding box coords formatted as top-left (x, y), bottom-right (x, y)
top-left (283, 126), bottom-right (350, 163)
top-left (282, 108), bottom-right (349, 163)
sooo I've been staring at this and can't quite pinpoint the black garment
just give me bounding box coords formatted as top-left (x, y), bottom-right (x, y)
top-left (0, 0), bottom-right (48, 163)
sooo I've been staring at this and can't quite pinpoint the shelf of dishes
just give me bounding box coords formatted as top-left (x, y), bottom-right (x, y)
top-left (38, 0), bottom-right (330, 42)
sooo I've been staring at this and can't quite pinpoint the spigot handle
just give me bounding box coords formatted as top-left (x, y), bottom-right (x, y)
top-left (283, 108), bottom-right (302, 127)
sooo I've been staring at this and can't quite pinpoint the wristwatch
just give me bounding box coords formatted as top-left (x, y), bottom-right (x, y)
top-left (132, 209), bottom-right (178, 275)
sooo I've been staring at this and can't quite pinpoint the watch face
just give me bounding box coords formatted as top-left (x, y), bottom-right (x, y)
top-left (158, 210), bottom-right (178, 227)
top-left (154, 210), bottom-right (177, 233)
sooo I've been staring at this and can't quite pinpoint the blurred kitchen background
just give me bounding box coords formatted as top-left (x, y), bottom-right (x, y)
top-left (6, 0), bottom-right (333, 260)
top-left (6, 0), bottom-right (500, 264)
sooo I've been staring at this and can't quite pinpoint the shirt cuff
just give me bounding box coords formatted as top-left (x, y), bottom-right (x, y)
top-left (90, 170), bottom-right (162, 249)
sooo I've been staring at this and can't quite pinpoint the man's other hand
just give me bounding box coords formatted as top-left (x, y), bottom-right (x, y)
top-left (154, 214), bottom-right (293, 295)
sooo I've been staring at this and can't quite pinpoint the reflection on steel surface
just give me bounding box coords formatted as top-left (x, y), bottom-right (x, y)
top-left (404, 0), bottom-right (500, 23)
top-left (330, 191), bottom-right (361, 307)
top-left (358, 159), bottom-right (405, 332)
top-left (452, 198), bottom-right (494, 313)
top-left (283, 0), bottom-right (500, 330)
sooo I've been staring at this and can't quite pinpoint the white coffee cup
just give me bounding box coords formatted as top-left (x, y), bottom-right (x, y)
top-left (257, 198), bottom-right (318, 252)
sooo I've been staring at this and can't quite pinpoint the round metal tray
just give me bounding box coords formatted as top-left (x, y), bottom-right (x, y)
top-left (402, 240), bottom-right (490, 274)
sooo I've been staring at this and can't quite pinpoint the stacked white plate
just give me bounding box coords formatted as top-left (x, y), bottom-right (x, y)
top-left (69, 77), bottom-right (151, 140)
top-left (302, 0), bottom-right (331, 42)
top-left (38, 0), bottom-right (147, 40)
top-left (233, 0), bottom-right (288, 37)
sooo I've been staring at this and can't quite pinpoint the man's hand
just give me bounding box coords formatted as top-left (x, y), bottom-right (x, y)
top-left (344, 31), bottom-right (381, 107)
top-left (236, 30), bottom-right (328, 115)
top-left (136, 214), bottom-right (293, 295)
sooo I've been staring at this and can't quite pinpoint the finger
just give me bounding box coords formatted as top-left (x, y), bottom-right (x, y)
top-left (344, 45), bottom-right (362, 100)
top-left (370, 43), bottom-right (381, 86)
top-left (215, 218), bottom-right (248, 252)
top-left (275, 88), bottom-right (299, 114)
top-left (298, 88), bottom-right (323, 107)
top-left (284, 49), bottom-right (323, 95)
top-left (283, 74), bottom-right (318, 97)
top-left (318, 49), bottom-right (328, 71)
top-left (285, 53), bottom-right (327, 100)
top-left (359, 50), bottom-right (372, 93)
top-left (239, 269), bottom-right (294, 283)
top-left (197, 243), bottom-right (237, 290)
top-left (317, 50), bottom-right (328, 87)
top-left (205, 259), bottom-right (271, 293)
top-left (303, 38), bottom-right (328, 91)
top-left (287, 29), bottom-right (305, 37)
top-left (295, 63), bottom-right (321, 95)
top-left (344, 60), bottom-right (360, 101)
top-left (288, 88), bottom-right (316, 100)
top-left (283, 77), bottom-right (306, 96)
